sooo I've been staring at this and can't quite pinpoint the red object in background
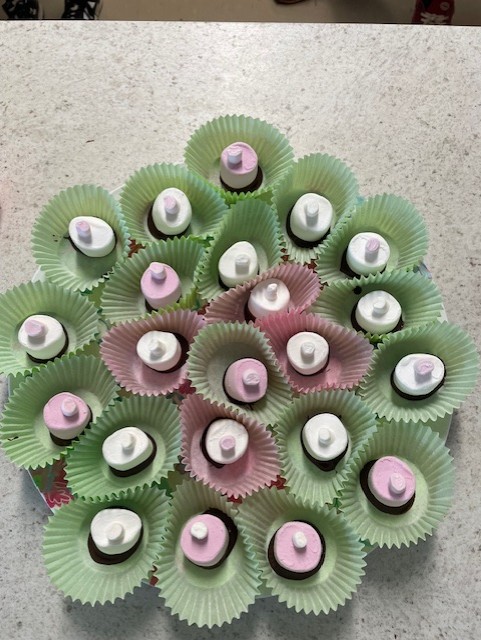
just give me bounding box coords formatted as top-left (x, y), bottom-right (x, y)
top-left (412, 0), bottom-right (455, 24)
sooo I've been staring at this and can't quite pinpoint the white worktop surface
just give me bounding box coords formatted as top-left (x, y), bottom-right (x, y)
top-left (1, 21), bottom-right (480, 640)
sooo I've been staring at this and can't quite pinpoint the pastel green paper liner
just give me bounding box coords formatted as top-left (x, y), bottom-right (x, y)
top-left (180, 393), bottom-right (280, 499)
top-left (274, 390), bottom-right (377, 506)
top-left (383, 412), bottom-right (454, 443)
top-left (0, 355), bottom-right (119, 470)
top-left (188, 322), bottom-right (292, 426)
top-left (316, 194), bottom-right (428, 283)
top-left (272, 153), bottom-right (359, 264)
top-left (184, 114), bottom-right (294, 204)
top-left (65, 394), bottom-right (181, 501)
top-left (338, 421), bottom-right (454, 548)
top-left (119, 163), bottom-right (229, 245)
top-left (42, 486), bottom-right (169, 605)
top-left (237, 488), bottom-right (366, 614)
top-left (358, 322), bottom-right (479, 422)
top-left (311, 269), bottom-right (444, 342)
top-left (0, 281), bottom-right (102, 377)
top-left (155, 479), bottom-right (260, 628)
top-left (100, 309), bottom-right (205, 396)
top-left (257, 311), bottom-right (373, 394)
top-left (100, 236), bottom-right (204, 325)
top-left (32, 184), bottom-right (130, 292)
top-left (195, 199), bottom-right (283, 302)
top-left (204, 263), bottom-right (320, 325)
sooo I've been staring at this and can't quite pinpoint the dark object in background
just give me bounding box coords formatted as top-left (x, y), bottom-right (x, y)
top-left (3, 0), bottom-right (102, 19)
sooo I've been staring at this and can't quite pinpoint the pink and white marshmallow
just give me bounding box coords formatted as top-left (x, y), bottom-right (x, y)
top-left (140, 262), bottom-right (182, 309)
top-left (393, 353), bottom-right (445, 396)
top-left (43, 391), bottom-right (90, 440)
top-left (68, 216), bottom-right (116, 258)
top-left (204, 418), bottom-right (249, 465)
top-left (273, 521), bottom-right (323, 574)
top-left (367, 456), bottom-right (416, 508)
top-left (180, 513), bottom-right (229, 567)
top-left (220, 142), bottom-right (259, 190)
top-left (346, 232), bottom-right (390, 276)
top-left (224, 358), bottom-right (268, 403)
top-left (151, 187), bottom-right (192, 236)
top-left (18, 314), bottom-right (66, 360)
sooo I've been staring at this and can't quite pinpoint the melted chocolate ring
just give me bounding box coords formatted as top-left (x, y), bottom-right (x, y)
top-left (359, 459), bottom-right (415, 515)
top-left (268, 521), bottom-right (326, 580)
top-left (390, 366), bottom-right (445, 401)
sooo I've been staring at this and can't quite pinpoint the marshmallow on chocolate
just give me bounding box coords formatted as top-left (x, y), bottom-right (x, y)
top-left (136, 330), bottom-right (182, 372)
top-left (289, 193), bottom-right (333, 243)
top-left (218, 241), bottom-right (259, 288)
top-left (286, 331), bottom-right (329, 375)
top-left (43, 391), bottom-right (91, 441)
top-left (223, 358), bottom-right (268, 403)
top-left (355, 290), bottom-right (402, 334)
top-left (140, 262), bottom-right (182, 310)
top-left (90, 508), bottom-right (142, 556)
top-left (367, 456), bottom-right (416, 508)
top-left (219, 142), bottom-right (259, 190)
top-left (18, 314), bottom-right (67, 361)
top-left (272, 521), bottom-right (323, 575)
top-left (204, 418), bottom-right (249, 465)
top-left (180, 513), bottom-right (229, 568)
top-left (393, 353), bottom-right (445, 397)
top-left (247, 279), bottom-right (290, 319)
top-left (302, 413), bottom-right (348, 463)
top-left (102, 427), bottom-right (154, 472)
top-left (151, 187), bottom-right (192, 236)
top-left (346, 232), bottom-right (390, 276)
top-left (68, 216), bottom-right (116, 258)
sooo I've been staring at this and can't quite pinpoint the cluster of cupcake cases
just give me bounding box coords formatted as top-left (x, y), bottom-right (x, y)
top-left (0, 114), bottom-right (478, 628)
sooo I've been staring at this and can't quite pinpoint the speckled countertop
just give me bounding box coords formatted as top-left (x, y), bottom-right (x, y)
top-left (1, 22), bottom-right (480, 640)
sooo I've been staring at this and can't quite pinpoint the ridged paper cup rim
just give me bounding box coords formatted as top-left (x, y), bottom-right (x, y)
top-left (155, 479), bottom-right (260, 628)
top-left (358, 322), bottom-right (479, 422)
top-left (100, 309), bottom-right (205, 396)
top-left (257, 311), bottom-right (373, 393)
top-left (184, 114), bottom-right (294, 204)
top-left (32, 184), bottom-right (130, 292)
top-left (271, 153), bottom-right (359, 264)
top-left (204, 262), bottom-right (320, 325)
top-left (310, 269), bottom-right (444, 342)
top-left (65, 394), bottom-right (181, 501)
top-left (180, 393), bottom-right (280, 499)
top-left (42, 486), bottom-right (169, 605)
top-left (237, 487), bottom-right (366, 615)
top-left (187, 322), bottom-right (292, 426)
top-left (274, 390), bottom-right (377, 506)
top-left (194, 199), bottom-right (283, 302)
top-left (316, 194), bottom-right (429, 283)
top-left (100, 236), bottom-right (204, 325)
top-left (0, 355), bottom-right (119, 470)
top-left (119, 162), bottom-right (229, 245)
top-left (0, 281), bottom-right (102, 377)
top-left (339, 421), bottom-right (454, 548)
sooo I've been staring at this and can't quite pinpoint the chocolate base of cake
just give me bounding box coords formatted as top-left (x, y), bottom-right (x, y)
top-left (359, 459), bottom-right (415, 515)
